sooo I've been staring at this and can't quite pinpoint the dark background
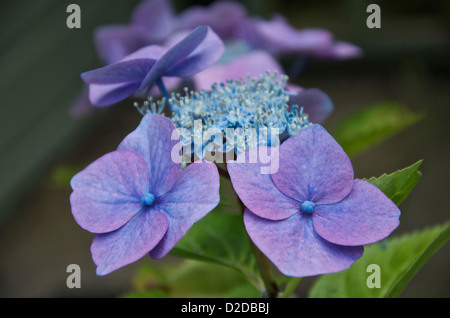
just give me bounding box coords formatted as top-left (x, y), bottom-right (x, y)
top-left (0, 0), bottom-right (449, 297)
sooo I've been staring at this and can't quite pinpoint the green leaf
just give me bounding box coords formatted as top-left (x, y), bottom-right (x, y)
top-left (49, 164), bottom-right (83, 188)
top-left (309, 222), bottom-right (450, 298)
top-left (332, 102), bottom-right (422, 157)
top-left (121, 290), bottom-right (169, 298)
top-left (364, 160), bottom-right (423, 205)
top-left (170, 210), bottom-right (259, 288)
top-left (124, 259), bottom-right (259, 298)
top-left (224, 284), bottom-right (261, 298)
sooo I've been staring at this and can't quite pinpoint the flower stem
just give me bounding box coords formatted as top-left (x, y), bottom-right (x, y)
top-left (237, 198), bottom-right (279, 298)
top-left (249, 239), bottom-right (279, 298)
top-left (156, 78), bottom-right (172, 111)
top-left (217, 164), bottom-right (230, 179)
top-left (279, 277), bottom-right (302, 298)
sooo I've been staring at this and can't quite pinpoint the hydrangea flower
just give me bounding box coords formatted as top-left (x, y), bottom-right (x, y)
top-left (69, 114), bottom-right (220, 275)
top-left (227, 124), bottom-right (401, 277)
top-left (81, 25), bottom-right (224, 107)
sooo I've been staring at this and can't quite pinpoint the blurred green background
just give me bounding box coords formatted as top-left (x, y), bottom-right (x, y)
top-left (0, 0), bottom-right (449, 297)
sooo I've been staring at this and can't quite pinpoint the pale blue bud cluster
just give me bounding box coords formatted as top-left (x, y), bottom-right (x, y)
top-left (136, 71), bottom-right (310, 160)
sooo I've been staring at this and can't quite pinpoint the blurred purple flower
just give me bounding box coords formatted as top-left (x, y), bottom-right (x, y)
top-left (81, 25), bottom-right (225, 107)
top-left (70, 114), bottom-right (220, 275)
top-left (70, 0), bottom-right (176, 116)
top-left (69, 0), bottom-right (360, 116)
top-left (68, 84), bottom-right (94, 118)
top-left (312, 40), bottom-right (363, 60)
top-left (94, 0), bottom-right (176, 65)
top-left (177, 0), bottom-right (247, 39)
top-left (286, 84), bottom-right (334, 123)
top-left (172, 2), bottom-right (361, 92)
top-left (235, 14), bottom-right (362, 59)
top-left (227, 124), bottom-right (400, 277)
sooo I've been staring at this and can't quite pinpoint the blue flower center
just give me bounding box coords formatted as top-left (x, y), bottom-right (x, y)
top-left (301, 200), bottom-right (315, 214)
top-left (141, 192), bottom-right (155, 206)
top-left (134, 72), bottom-right (311, 160)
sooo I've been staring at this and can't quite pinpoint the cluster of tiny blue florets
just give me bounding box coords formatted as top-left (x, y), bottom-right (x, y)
top-left (135, 71), bottom-right (310, 159)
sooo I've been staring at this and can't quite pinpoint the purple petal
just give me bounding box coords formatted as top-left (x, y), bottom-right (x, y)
top-left (130, 0), bottom-right (175, 41)
top-left (163, 25), bottom-right (224, 77)
top-left (288, 87), bottom-right (334, 123)
top-left (93, 25), bottom-right (151, 64)
top-left (313, 179), bottom-right (401, 246)
top-left (81, 59), bottom-right (156, 84)
top-left (93, 0), bottom-right (174, 65)
top-left (88, 81), bottom-right (142, 107)
top-left (120, 44), bottom-right (168, 62)
top-left (81, 45), bottom-right (168, 106)
top-left (285, 83), bottom-right (303, 94)
top-left (150, 160), bottom-right (220, 259)
top-left (177, 1), bottom-right (247, 39)
top-left (227, 146), bottom-right (300, 220)
top-left (70, 150), bottom-right (149, 234)
top-left (68, 85), bottom-right (96, 117)
top-left (313, 41), bottom-right (363, 60)
top-left (236, 15), bottom-right (332, 56)
top-left (143, 76), bottom-right (183, 98)
top-left (192, 50), bottom-right (284, 91)
top-left (118, 114), bottom-right (181, 197)
top-left (139, 25), bottom-right (225, 91)
top-left (162, 30), bottom-right (191, 48)
top-left (91, 208), bottom-right (169, 276)
top-left (244, 209), bottom-right (363, 277)
top-left (272, 124), bottom-right (354, 205)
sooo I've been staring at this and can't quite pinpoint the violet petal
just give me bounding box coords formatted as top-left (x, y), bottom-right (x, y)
top-left (91, 208), bottom-right (169, 276)
top-left (313, 41), bottom-right (363, 60)
top-left (193, 50), bottom-right (283, 91)
top-left (289, 87), bottom-right (334, 123)
top-left (70, 150), bottom-right (149, 234)
top-left (81, 58), bottom-right (156, 84)
top-left (131, 0), bottom-right (175, 41)
top-left (272, 124), bottom-right (354, 205)
top-left (177, 1), bottom-right (247, 39)
top-left (139, 25), bottom-right (224, 91)
top-left (68, 85), bottom-right (96, 117)
top-left (118, 114), bottom-right (181, 197)
top-left (150, 160), bottom-right (220, 259)
top-left (313, 179), bottom-right (401, 246)
top-left (93, 25), bottom-right (151, 64)
top-left (237, 15), bottom-right (332, 56)
top-left (120, 44), bottom-right (168, 62)
top-left (244, 209), bottom-right (363, 277)
top-left (88, 81), bottom-right (142, 107)
top-left (227, 146), bottom-right (300, 220)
